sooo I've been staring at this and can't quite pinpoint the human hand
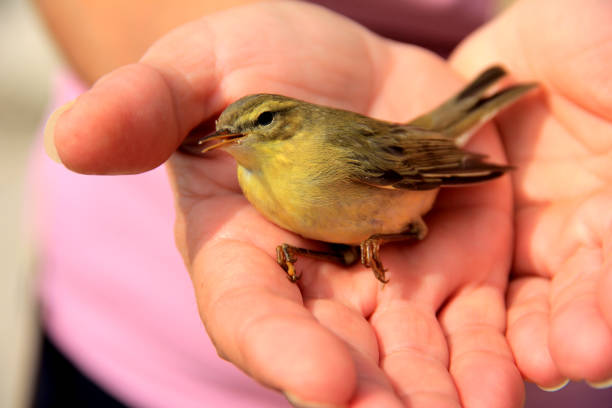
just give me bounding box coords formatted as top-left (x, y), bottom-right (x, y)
top-left (47, 2), bottom-right (524, 406)
top-left (451, 0), bottom-right (612, 390)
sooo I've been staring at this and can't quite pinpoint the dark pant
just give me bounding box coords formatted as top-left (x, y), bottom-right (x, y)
top-left (32, 332), bottom-right (128, 408)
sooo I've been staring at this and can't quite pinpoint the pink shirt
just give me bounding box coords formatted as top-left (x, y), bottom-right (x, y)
top-left (31, 71), bottom-right (286, 407)
top-left (31, 2), bottom-right (493, 406)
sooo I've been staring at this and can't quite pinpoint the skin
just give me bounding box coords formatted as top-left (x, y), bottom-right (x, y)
top-left (451, 0), bottom-right (612, 388)
top-left (42, 0), bottom-right (612, 406)
top-left (48, 2), bottom-right (520, 407)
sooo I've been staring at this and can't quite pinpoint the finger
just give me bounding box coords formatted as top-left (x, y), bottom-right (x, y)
top-left (439, 285), bottom-right (524, 408)
top-left (549, 245), bottom-right (612, 382)
top-left (598, 261), bottom-right (612, 340)
top-left (511, 195), bottom-right (612, 382)
top-left (48, 2), bottom-right (380, 175)
top-left (52, 63), bottom-right (207, 174)
top-left (506, 277), bottom-right (567, 388)
top-left (370, 300), bottom-right (461, 408)
top-left (595, 262), bottom-right (612, 388)
top-left (50, 10), bottom-right (226, 175)
top-left (362, 176), bottom-right (512, 407)
top-left (192, 239), bottom-right (357, 406)
top-left (589, 194), bottom-right (612, 338)
top-left (306, 299), bottom-right (404, 407)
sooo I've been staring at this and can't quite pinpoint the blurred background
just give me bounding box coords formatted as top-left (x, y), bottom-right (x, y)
top-left (0, 0), bottom-right (60, 406)
top-left (0, 1), bottom-right (611, 407)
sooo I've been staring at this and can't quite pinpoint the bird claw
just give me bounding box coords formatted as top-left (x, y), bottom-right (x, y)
top-left (276, 244), bottom-right (302, 282)
top-left (360, 237), bottom-right (389, 284)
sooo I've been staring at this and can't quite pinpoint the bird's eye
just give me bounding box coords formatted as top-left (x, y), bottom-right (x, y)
top-left (256, 111), bottom-right (275, 126)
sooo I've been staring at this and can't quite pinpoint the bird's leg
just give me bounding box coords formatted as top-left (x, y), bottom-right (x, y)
top-left (276, 243), bottom-right (360, 282)
top-left (360, 219), bottom-right (428, 283)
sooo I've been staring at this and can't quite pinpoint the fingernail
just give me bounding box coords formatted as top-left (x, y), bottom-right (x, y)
top-left (587, 377), bottom-right (612, 389)
top-left (284, 391), bottom-right (343, 408)
top-left (44, 100), bottom-right (75, 164)
top-left (537, 378), bottom-right (570, 392)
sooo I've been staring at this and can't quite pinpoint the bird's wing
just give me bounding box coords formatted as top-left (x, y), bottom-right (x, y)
top-left (342, 125), bottom-right (510, 191)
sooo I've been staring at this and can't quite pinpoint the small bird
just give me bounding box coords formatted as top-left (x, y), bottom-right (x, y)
top-left (182, 66), bottom-right (536, 283)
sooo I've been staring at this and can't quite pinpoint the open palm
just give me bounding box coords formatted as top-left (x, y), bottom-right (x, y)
top-left (51, 2), bottom-right (524, 407)
top-left (452, 0), bottom-right (612, 389)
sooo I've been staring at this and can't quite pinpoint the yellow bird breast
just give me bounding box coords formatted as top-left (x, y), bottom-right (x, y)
top-left (236, 163), bottom-right (437, 245)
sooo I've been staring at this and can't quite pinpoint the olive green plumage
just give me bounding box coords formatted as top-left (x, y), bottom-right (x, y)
top-left (187, 66), bottom-right (536, 282)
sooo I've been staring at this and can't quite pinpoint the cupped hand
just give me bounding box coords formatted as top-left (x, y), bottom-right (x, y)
top-left (452, 0), bottom-right (612, 390)
top-left (49, 2), bottom-right (524, 406)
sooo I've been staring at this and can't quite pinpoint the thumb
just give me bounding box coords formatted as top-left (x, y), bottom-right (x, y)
top-left (47, 61), bottom-right (214, 174)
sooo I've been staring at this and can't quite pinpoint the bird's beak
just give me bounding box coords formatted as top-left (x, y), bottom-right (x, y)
top-left (179, 127), bottom-right (245, 156)
top-left (195, 129), bottom-right (245, 154)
